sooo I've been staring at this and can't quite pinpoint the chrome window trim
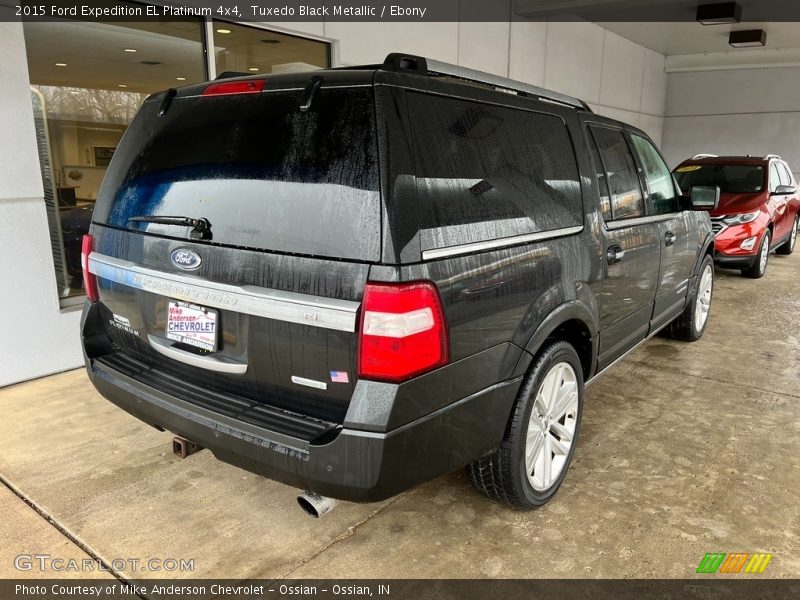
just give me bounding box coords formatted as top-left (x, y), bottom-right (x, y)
top-left (605, 212), bottom-right (682, 230)
top-left (421, 225), bottom-right (584, 261)
top-left (88, 253), bottom-right (360, 332)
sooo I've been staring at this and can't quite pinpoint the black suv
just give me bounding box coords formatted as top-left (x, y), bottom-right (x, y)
top-left (81, 54), bottom-right (717, 513)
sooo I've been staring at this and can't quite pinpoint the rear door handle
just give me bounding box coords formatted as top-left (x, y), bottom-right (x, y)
top-left (464, 280), bottom-right (504, 296)
top-left (665, 231), bottom-right (677, 247)
top-left (606, 245), bottom-right (625, 264)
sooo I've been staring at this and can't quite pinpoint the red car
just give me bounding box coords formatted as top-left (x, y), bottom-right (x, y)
top-left (673, 155), bottom-right (800, 278)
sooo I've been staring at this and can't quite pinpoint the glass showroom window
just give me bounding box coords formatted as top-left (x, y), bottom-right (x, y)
top-left (211, 21), bottom-right (329, 76)
top-left (23, 14), bottom-right (206, 301)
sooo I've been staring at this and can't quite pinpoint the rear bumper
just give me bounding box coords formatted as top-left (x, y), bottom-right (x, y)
top-left (87, 358), bottom-right (519, 502)
top-left (82, 303), bottom-right (521, 502)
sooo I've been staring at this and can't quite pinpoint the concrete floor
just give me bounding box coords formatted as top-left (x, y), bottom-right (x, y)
top-left (1, 255), bottom-right (798, 580)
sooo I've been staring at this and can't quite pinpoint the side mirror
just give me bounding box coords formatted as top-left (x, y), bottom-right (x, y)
top-left (771, 184), bottom-right (797, 196)
top-left (680, 185), bottom-right (720, 211)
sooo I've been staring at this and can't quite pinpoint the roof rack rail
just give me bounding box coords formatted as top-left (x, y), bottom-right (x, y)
top-left (380, 53), bottom-right (592, 112)
top-left (692, 153), bottom-right (718, 159)
top-left (764, 154), bottom-right (782, 160)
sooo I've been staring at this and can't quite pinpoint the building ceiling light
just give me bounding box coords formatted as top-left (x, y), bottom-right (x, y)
top-left (248, 67), bottom-right (259, 71)
top-left (176, 77), bottom-right (187, 81)
top-left (696, 2), bottom-right (741, 25)
top-left (216, 28), bottom-right (232, 34)
top-left (54, 62), bottom-right (67, 67)
top-left (118, 84), bottom-right (128, 88)
top-left (123, 48), bottom-right (137, 53)
top-left (729, 29), bottom-right (767, 47)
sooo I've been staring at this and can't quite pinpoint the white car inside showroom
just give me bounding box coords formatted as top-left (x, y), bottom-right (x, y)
top-left (0, 1), bottom-right (798, 599)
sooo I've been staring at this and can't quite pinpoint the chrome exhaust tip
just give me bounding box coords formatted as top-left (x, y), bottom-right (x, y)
top-left (297, 491), bottom-right (337, 518)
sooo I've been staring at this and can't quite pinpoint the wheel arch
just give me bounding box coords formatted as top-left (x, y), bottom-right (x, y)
top-left (513, 302), bottom-right (598, 382)
top-left (691, 232), bottom-right (715, 277)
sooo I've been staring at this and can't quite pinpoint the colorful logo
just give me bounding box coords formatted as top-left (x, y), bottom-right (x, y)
top-left (696, 552), bottom-right (773, 574)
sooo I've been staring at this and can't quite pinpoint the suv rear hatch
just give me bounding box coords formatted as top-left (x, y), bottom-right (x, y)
top-left (87, 74), bottom-right (380, 429)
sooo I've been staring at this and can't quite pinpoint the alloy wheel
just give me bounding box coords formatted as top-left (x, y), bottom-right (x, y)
top-left (694, 263), bottom-right (713, 332)
top-left (759, 233), bottom-right (770, 275)
top-left (525, 362), bottom-right (579, 491)
top-left (791, 218), bottom-right (798, 252)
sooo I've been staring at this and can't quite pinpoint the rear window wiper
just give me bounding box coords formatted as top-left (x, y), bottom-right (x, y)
top-left (128, 215), bottom-right (212, 240)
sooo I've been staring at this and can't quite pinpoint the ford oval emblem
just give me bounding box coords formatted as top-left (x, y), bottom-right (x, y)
top-left (170, 248), bottom-right (202, 270)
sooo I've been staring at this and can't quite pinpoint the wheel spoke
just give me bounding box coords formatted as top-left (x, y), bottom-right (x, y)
top-left (548, 364), bottom-right (564, 409)
top-left (533, 391), bottom-right (548, 418)
top-left (538, 368), bottom-right (557, 414)
top-left (550, 380), bottom-right (577, 420)
top-left (549, 420), bottom-right (574, 444)
top-left (525, 418), bottom-right (541, 452)
top-left (548, 431), bottom-right (571, 456)
top-left (525, 432), bottom-right (544, 473)
top-left (540, 434), bottom-right (552, 486)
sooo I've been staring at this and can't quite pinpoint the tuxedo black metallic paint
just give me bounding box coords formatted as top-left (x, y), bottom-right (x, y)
top-left (81, 63), bottom-right (712, 502)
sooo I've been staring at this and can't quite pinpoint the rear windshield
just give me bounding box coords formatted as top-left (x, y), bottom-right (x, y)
top-left (405, 92), bottom-right (583, 251)
top-left (94, 86), bottom-right (380, 261)
top-left (674, 164), bottom-right (764, 194)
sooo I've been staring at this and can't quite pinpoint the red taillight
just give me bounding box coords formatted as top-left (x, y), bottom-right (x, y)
top-left (358, 281), bottom-right (449, 383)
top-left (81, 234), bottom-right (99, 302)
top-left (201, 79), bottom-right (265, 96)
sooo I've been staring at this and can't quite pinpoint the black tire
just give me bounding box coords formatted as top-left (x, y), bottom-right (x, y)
top-left (666, 254), bottom-right (714, 342)
top-left (467, 341), bottom-right (584, 509)
top-left (741, 230), bottom-right (770, 278)
top-left (775, 216), bottom-right (798, 256)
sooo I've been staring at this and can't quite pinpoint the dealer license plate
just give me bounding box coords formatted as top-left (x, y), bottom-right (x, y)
top-left (166, 300), bottom-right (218, 352)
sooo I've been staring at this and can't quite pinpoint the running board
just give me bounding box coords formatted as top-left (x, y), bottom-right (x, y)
top-left (586, 319), bottom-right (676, 388)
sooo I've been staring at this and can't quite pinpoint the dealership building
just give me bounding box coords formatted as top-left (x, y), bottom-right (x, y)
top-left (1, 5), bottom-right (798, 387)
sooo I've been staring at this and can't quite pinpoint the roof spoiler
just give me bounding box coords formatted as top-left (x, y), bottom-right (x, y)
top-left (380, 52), bottom-right (592, 112)
top-left (216, 71), bottom-right (251, 80)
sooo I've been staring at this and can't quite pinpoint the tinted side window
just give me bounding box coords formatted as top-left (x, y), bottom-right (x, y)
top-left (630, 134), bottom-right (678, 214)
top-left (589, 126), bottom-right (644, 220)
top-left (407, 92), bottom-right (583, 250)
top-left (586, 128), bottom-right (612, 220)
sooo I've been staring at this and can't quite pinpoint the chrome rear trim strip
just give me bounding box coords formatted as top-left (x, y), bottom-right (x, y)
top-left (148, 335), bottom-right (248, 375)
top-left (421, 225), bottom-right (584, 261)
top-left (88, 253), bottom-right (360, 332)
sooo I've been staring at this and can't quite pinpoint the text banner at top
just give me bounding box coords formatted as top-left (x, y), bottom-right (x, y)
top-left (6, 0), bottom-right (800, 22)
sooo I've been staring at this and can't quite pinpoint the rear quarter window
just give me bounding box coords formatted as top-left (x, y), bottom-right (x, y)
top-left (406, 92), bottom-right (583, 251)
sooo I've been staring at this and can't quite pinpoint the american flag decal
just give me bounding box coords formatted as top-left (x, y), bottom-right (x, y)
top-left (330, 371), bottom-right (349, 383)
